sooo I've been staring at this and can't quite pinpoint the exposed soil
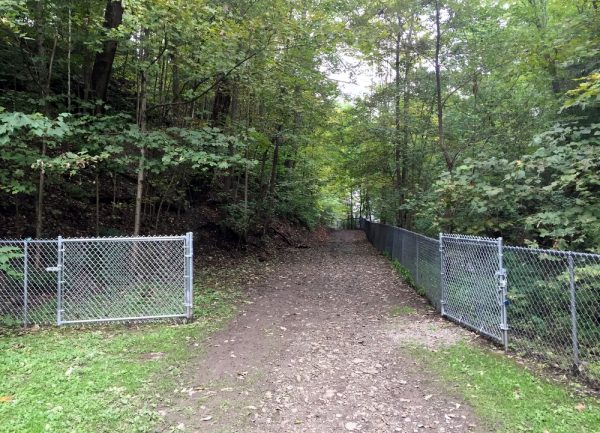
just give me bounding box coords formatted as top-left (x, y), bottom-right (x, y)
top-left (159, 230), bottom-right (488, 433)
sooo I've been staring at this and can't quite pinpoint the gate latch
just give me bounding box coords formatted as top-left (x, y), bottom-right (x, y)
top-left (45, 266), bottom-right (60, 272)
top-left (495, 269), bottom-right (507, 289)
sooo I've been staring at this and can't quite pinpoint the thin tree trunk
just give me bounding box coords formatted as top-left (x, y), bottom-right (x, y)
top-left (263, 128), bottom-right (281, 233)
top-left (34, 0), bottom-right (47, 239)
top-left (67, 7), bottom-right (72, 112)
top-left (35, 141), bottom-right (46, 239)
top-left (394, 22), bottom-right (403, 226)
top-left (154, 174), bottom-right (175, 233)
top-left (400, 19), bottom-right (415, 228)
top-left (133, 29), bottom-right (148, 236)
top-left (243, 160), bottom-right (249, 241)
top-left (435, 0), bottom-right (453, 171)
top-left (95, 172), bottom-right (100, 236)
top-left (112, 171), bottom-right (117, 215)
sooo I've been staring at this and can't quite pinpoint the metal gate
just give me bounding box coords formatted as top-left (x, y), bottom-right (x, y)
top-left (440, 234), bottom-right (508, 348)
top-left (55, 234), bottom-right (193, 325)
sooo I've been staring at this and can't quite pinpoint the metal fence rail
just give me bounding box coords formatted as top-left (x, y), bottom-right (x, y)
top-left (0, 233), bottom-right (193, 326)
top-left (360, 219), bottom-right (600, 385)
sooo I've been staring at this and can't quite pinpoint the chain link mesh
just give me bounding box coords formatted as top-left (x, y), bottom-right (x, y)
top-left (362, 220), bottom-right (441, 312)
top-left (441, 235), bottom-right (503, 343)
top-left (504, 246), bottom-right (600, 380)
top-left (361, 219), bottom-right (600, 385)
top-left (0, 240), bottom-right (58, 325)
top-left (0, 235), bottom-right (192, 326)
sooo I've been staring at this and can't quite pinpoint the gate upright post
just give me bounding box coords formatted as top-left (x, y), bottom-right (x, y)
top-left (439, 233), bottom-right (446, 316)
top-left (57, 236), bottom-right (64, 326)
top-left (23, 239), bottom-right (29, 327)
top-left (185, 232), bottom-right (194, 319)
top-left (497, 237), bottom-right (508, 352)
top-left (415, 238), bottom-right (420, 286)
top-left (568, 253), bottom-right (579, 372)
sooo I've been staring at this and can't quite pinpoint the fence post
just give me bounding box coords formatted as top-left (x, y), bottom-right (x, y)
top-left (56, 236), bottom-right (64, 326)
top-left (23, 239), bottom-right (29, 327)
top-left (439, 233), bottom-right (445, 316)
top-left (497, 237), bottom-right (509, 352)
top-left (401, 229), bottom-right (405, 264)
top-left (415, 238), bottom-right (420, 286)
top-left (568, 253), bottom-right (579, 372)
top-left (185, 232), bottom-right (194, 319)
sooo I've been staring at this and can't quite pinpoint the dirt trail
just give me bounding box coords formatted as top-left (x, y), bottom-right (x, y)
top-left (161, 231), bottom-right (485, 433)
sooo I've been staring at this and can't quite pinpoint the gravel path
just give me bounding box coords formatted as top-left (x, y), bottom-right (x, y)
top-left (161, 230), bottom-right (485, 433)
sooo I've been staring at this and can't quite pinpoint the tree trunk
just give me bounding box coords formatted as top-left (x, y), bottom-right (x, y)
top-left (95, 172), bottom-right (100, 236)
top-left (263, 128), bottom-right (281, 233)
top-left (67, 7), bottom-right (72, 112)
top-left (211, 74), bottom-right (232, 128)
top-left (90, 0), bottom-right (124, 104)
top-left (35, 141), bottom-right (46, 239)
top-left (435, 0), bottom-right (453, 172)
top-left (34, 0), bottom-right (48, 239)
top-left (400, 20), bottom-right (414, 228)
top-left (133, 30), bottom-right (148, 236)
top-left (394, 21), bottom-right (403, 226)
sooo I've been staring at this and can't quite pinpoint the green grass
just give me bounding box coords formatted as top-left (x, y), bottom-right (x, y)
top-left (0, 283), bottom-right (237, 433)
top-left (389, 304), bottom-right (416, 317)
top-left (412, 342), bottom-right (600, 433)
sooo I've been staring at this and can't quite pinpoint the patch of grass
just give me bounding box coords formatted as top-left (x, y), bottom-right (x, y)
top-left (412, 342), bottom-right (600, 433)
top-left (389, 305), bottom-right (416, 317)
top-left (389, 258), bottom-right (427, 297)
top-left (0, 282), bottom-right (237, 433)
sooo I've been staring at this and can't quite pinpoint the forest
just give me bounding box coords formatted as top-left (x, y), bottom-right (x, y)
top-left (0, 0), bottom-right (598, 251)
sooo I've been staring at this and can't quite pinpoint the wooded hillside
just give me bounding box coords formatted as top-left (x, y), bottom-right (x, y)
top-left (0, 0), bottom-right (598, 251)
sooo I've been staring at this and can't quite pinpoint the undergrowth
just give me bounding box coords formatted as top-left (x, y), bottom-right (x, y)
top-left (384, 252), bottom-right (426, 297)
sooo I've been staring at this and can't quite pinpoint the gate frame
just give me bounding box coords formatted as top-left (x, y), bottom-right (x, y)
top-left (50, 233), bottom-right (193, 326)
top-left (439, 233), bottom-right (508, 350)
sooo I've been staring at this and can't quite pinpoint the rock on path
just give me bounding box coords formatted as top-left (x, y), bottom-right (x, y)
top-left (161, 230), bottom-right (485, 433)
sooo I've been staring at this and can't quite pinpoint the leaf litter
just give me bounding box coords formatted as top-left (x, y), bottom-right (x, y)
top-left (159, 230), bottom-right (484, 432)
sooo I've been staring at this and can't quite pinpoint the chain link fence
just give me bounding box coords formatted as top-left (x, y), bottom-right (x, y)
top-left (0, 234), bottom-right (193, 326)
top-left (360, 219), bottom-right (600, 385)
top-left (362, 220), bottom-right (441, 311)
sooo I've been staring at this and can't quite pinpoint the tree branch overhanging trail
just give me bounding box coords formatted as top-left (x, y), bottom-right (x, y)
top-left (0, 0), bottom-right (598, 257)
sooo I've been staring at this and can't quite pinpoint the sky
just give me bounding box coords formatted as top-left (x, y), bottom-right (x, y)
top-left (326, 53), bottom-right (380, 100)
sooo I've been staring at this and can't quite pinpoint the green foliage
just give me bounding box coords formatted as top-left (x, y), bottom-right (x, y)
top-left (389, 304), bottom-right (416, 317)
top-left (0, 246), bottom-right (23, 278)
top-left (430, 122), bottom-right (600, 250)
top-left (319, 0), bottom-right (600, 252)
top-left (563, 71), bottom-right (600, 112)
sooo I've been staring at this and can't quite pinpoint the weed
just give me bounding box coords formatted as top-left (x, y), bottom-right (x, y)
top-left (389, 305), bottom-right (416, 317)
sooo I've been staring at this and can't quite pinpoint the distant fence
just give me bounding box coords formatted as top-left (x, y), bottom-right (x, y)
top-left (360, 219), bottom-right (600, 385)
top-left (0, 234), bottom-right (193, 326)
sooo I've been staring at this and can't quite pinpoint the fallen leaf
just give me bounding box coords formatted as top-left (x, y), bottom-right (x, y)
top-left (0, 396), bottom-right (12, 403)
